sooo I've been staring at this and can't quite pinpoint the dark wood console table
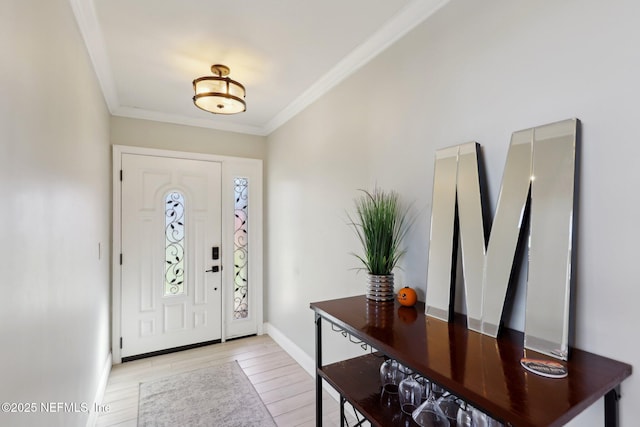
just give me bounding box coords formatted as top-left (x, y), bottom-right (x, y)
top-left (311, 295), bottom-right (632, 427)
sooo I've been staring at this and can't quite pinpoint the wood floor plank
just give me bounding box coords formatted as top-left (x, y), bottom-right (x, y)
top-left (237, 348), bottom-right (293, 369)
top-left (272, 396), bottom-right (341, 427)
top-left (246, 363), bottom-right (304, 385)
top-left (252, 370), bottom-right (310, 394)
top-left (267, 389), bottom-right (317, 417)
top-left (95, 405), bottom-right (137, 427)
top-left (260, 377), bottom-right (314, 405)
top-left (241, 354), bottom-right (297, 376)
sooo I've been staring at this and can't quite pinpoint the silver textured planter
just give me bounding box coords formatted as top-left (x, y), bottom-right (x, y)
top-left (366, 273), bottom-right (395, 302)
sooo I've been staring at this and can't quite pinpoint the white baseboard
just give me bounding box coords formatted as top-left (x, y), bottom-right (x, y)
top-left (86, 351), bottom-right (112, 427)
top-left (263, 322), bottom-right (341, 402)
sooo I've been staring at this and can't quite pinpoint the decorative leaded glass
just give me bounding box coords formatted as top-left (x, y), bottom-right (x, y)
top-left (233, 178), bottom-right (249, 319)
top-left (164, 192), bottom-right (185, 296)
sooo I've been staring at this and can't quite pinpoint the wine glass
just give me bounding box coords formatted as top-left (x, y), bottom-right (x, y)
top-left (431, 383), bottom-right (446, 400)
top-left (413, 375), bottom-right (431, 401)
top-left (470, 406), bottom-right (490, 427)
top-left (398, 362), bottom-right (414, 377)
top-left (456, 406), bottom-right (473, 427)
top-left (468, 405), bottom-right (504, 427)
top-left (412, 391), bottom-right (450, 427)
top-left (399, 375), bottom-right (423, 415)
top-left (437, 394), bottom-right (461, 426)
top-left (380, 359), bottom-right (405, 394)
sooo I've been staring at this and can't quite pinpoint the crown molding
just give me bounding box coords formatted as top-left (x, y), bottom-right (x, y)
top-left (262, 0), bottom-right (450, 135)
top-left (69, 0), bottom-right (118, 113)
top-left (113, 107), bottom-right (267, 136)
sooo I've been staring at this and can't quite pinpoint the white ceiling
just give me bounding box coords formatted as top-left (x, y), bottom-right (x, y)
top-left (70, 0), bottom-right (448, 136)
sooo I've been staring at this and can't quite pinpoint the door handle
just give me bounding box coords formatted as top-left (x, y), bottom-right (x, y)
top-left (205, 265), bottom-right (221, 273)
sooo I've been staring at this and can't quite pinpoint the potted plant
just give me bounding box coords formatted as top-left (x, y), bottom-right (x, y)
top-left (348, 187), bottom-right (411, 301)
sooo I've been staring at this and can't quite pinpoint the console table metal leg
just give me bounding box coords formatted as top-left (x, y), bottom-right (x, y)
top-left (315, 313), bottom-right (323, 427)
top-left (340, 396), bottom-right (345, 427)
top-left (604, 387), bottom-right (620, 427)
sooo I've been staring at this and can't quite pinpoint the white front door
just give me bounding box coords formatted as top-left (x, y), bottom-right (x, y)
top-left (120, 153), bottom-right (222, 358)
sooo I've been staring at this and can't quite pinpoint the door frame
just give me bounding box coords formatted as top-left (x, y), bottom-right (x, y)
top-left (112, 145), bottom-right (263, 364)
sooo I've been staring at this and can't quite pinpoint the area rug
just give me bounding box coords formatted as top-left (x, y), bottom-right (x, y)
top-left (138, 361), bottom-right (277, 427)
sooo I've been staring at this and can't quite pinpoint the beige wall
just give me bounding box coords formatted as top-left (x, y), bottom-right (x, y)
top-left (265, 0), bottom-right (640, 425)
top-left (0, 0), bottom-right (111, 426)
top-left (110, 116), bottom-right (267, 159)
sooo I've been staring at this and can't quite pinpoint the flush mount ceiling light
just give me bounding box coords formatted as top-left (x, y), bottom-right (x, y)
top-left (192, 64), bottom-right (246, 115)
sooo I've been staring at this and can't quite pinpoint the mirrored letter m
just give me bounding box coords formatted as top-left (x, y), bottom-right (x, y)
top-left (425, 119), bottom-right (578, 360)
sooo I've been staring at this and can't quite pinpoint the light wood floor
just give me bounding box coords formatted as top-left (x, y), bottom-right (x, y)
top-left (96, 334), bottom-right (346, 427)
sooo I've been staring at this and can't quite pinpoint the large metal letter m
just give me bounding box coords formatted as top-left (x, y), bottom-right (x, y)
top-left (425, 119), bottom-right (578, 360)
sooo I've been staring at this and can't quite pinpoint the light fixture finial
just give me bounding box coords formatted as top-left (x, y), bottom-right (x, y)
top-left (210, 64), bottom-right (230, 77)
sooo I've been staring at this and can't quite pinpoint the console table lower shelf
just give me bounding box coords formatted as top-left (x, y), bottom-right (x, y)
top-left (318, 352), bottom-right (416, 426)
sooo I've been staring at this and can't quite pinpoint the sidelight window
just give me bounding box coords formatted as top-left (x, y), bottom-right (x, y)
top-left (233, 178), bottom-right (249, 318)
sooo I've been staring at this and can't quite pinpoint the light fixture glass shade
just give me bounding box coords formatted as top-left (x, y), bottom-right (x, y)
top-left (192, 65), bottom-right (246, 115)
